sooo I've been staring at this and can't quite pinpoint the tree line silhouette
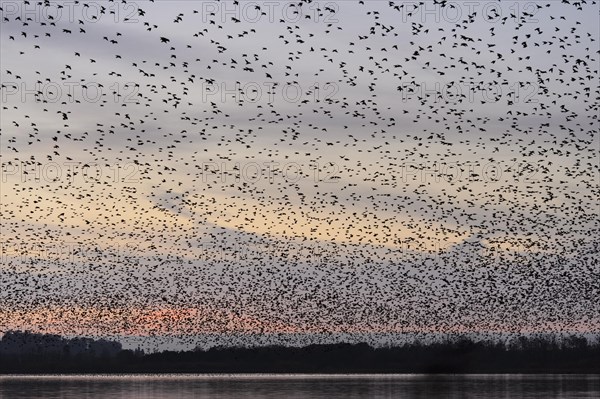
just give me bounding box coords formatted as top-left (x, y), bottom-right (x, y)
top-left (1, 330), bottom-right (599, 373)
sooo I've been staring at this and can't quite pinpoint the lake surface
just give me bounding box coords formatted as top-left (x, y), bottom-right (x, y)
top-left (0, 374), bottom-right (599, 398)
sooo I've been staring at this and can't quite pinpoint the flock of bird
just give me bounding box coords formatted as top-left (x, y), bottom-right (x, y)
top-left (0, 0), bottom-right (598, 347)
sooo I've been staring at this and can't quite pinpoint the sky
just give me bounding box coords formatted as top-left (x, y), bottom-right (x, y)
top-left (0, 0), bottom-right (599, 346)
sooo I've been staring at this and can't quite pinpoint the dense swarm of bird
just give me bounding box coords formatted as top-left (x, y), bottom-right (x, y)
top-left (0, 0), bottom-right (598, 347)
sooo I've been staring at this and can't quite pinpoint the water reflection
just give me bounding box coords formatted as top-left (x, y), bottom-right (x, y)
top-left (0, 374), bottom-right (598, 399)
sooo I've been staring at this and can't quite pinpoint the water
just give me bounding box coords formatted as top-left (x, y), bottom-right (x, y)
top-left (0, 374), bottom-right (598, 398)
